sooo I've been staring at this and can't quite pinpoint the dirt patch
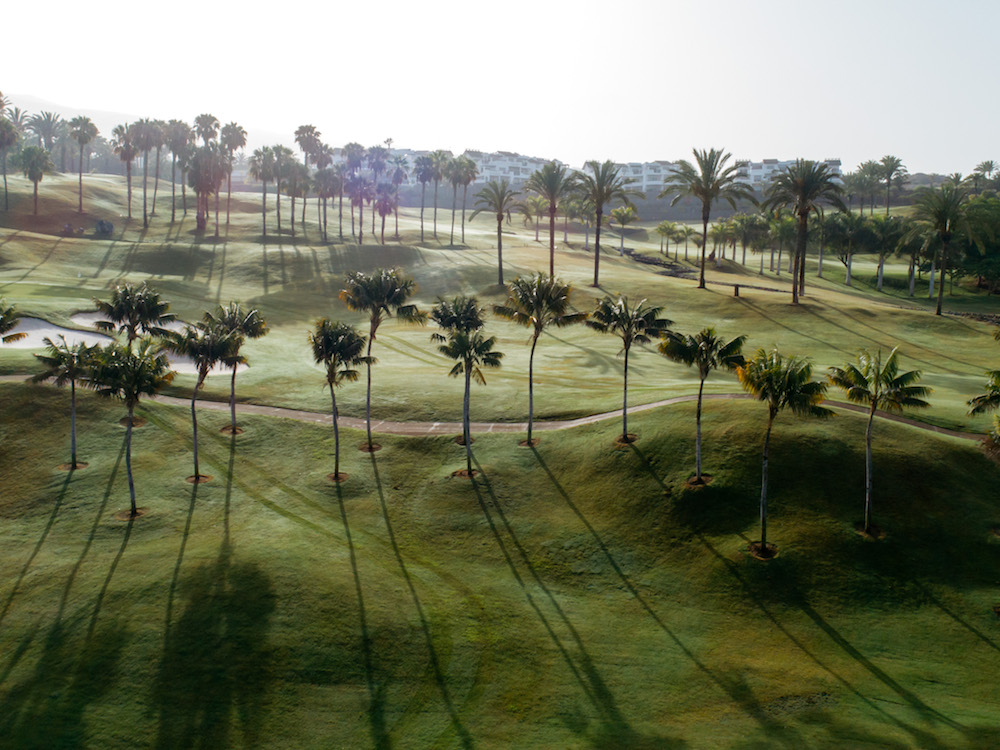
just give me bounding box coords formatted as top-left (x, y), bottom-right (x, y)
top-left (451, 469), bottom-right (478, 478)
top-left (685, 474), bottom-right (713, 489)
top-left (454, 435), bottom-right (474, 445)
top-left (748, 542), bottom-right (778, 560)
top-left (519, 438), bottom-right (541, 447)
top-left (58, 462), bottom-right (89, 471)
top-left (614, 433), bottom-right (638, 446)
top-left (185, 474), bottom-right (213, 484)
top-left (854, 522), bottom-right (886, 540)
top-left (220, 425), bottom-right (244, 435)
top-left (359, 442), bottom-right (382, 453)
top-left (327, 472), bottom-right (349, 483)
top-left (114, 507), bottom-right (149, 521)
top-left (119, 416), bottom-right (147, 428)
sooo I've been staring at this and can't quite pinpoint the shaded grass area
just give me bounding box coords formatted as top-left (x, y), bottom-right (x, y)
top-left (2, 382), bottom-right (1000, 748)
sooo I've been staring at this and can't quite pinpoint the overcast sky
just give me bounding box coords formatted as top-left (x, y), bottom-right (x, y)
top-left (4, 0), bottom-right (994, 174)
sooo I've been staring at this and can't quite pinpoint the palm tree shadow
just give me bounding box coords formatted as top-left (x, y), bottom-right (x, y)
top-left (0, 470), bottom-right (74, 629)
top-left (739, 299), bottom-right (854, 358)
top-left (164, 477), bottom-right (199, 644)
top-left (470, 453), bottom-right (685, 749)
top-left (85, 514), bottom-right (134, 642)
top-left (334, 480), bottom-right (391, 750)
top-left (368, 452), bottom-right (474, 749)
top-left (911, 581), bottom-right (1000, 654)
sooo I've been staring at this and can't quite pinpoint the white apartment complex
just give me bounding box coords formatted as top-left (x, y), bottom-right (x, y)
top-left (735, 158), bottom-right (843, 189)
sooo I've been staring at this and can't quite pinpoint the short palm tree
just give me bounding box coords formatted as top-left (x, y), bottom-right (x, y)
top-left (94, 281), bottom-right (177, 348)
top-left (165, 323), bottom-right (240, 482)
top-left (880, 155), bottom-right (907, 215)
top-left (310, 319), bottom-right (370, 481)
top-left (470, 179), bottom-right (522, 286)
top-left (762, 160), bottom-right (846, 303)
top-left (660, 148), bottom-right (755, 289)
top-left (340, 269), bottom-right (425, 450)
top-left (494, 274), bottom-right (587, 445)
top-left (431, 296), bottom-right (502, 476)
top-left (203, 302), bottom-right (269, 434)
top-left (0, 298), bottom-right (26, 344)
top-left (609, 204), bottom-right (639, 255)
top-left (737, 349), bottom-right (831, 555)
top-left (69, 116), bottom-right (98, 213)
top-left (907, 184), bottom-right (977, 315)
top-left (659, 328), bottom-right (746, 483)
top-left (32, 336), bottom-right (99, 469)
top-left (19, 146), bottom-right (53, 215)
top-left (587, 295), bottom-right (672, 443)
top-left (91, 339), bottom-right (175, 517)
top-left (829, 348), bottom-right (930, 536)
top-left (577, 161), bottom-right (644, 287)
top-left (525, 162), bottom-right (578, 275)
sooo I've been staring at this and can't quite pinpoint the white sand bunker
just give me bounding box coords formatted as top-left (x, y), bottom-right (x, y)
top-left (70, 312), bottom-right (188, 334)
top-left (0, 318), bottom-right (112, 349)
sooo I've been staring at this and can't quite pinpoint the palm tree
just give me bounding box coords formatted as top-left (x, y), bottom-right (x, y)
top-left (609, 204), bottom-right (639, 255)
top-left (880, 155), bottom-right (907, 215)
top-left (577, 160), bottom-right (644, 287)
top-left (133, 118), bottom-right (160, 228)
top-left (111, 123), bottom-right (136, 219)
top-left (0, 298), bottom-right (26, 344)
top-left (68, 116), bottom-right (98, 213)
top-left (194, 113), bottom-right (219, 147)
top-left (659, 328), bottom-right (746, 484)
top-left (655, 220), bottom-right (677, 256)
top-left (414, 155), bottom-right (434, 242)
top-left (430, 150), bottom-right (451, 240)
top-left (19, 146), bottom-right (53, 215)
top-left (523, 195), bottom-right (548, 242)
top-left (27, 111), bottom-right (62, 152)
top-left (389, 154), bottom-right (409, 239)
top-left (187, 144), bottom-right (227, 235)
top-left (586, 295), bottom-right (672, 443)
top-left (272, 145), bottom-right (294, 235)
top-left (166, 323), bottom-right (239, 482)
top-left (829, 348), bottom-right (930, 536)
top-left (457, 156), bottom-right (479, 244)
top-left (867, 214), bottom-right (907, 291)
top-left (828, 211), bottom-right (871, 287)
top-left (525, 162), bottom-right (578, 275)
top-left (295, 125), bottom-right (320, 168)
top-left (908, 184), bottom-right (977, 315)
top-left (375, 183), bottom-right (397, 244)
top-left (91, 339), bottom-right (175, 517)
top-left (737, 349), bottom-right (830, 556)
top-left (94, 281), bottom-right (176, 348)
top-left (32, 336), bottom-right (99, 469)
top-left (676, 225), bottom-right (698, 262)
top-left (203, 302), bottom-right (269, 434)
top-left (248, 146), bottom-right (275, 237)
top-left (310, 319), bottom-right (370, 481)
top-left (660, 148), bottom-right (755, 289)
top-left (762, 160), bottom-right (846, 303)
top-left (974, 160), bottom-right (996, 193)
top-left (220, 122), bottom-right (247, 227)
top-left (470, 179), bottom-right (522, 286)
top-left (164, 120), bottom-right (193, 223)
top-left (339, 269), bottom-right (425, 450)
top-left (0, 118), bottom-right (19, 210)
top-left (431, 296), bottom-right (502, 475)
top-left (494, 274), bottom-right (586, 445)
top-left (148, 119), bottom-right (166, 217)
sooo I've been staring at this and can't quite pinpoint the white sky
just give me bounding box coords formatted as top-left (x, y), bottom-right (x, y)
top-left (4, 0), bottom-right (996, 174)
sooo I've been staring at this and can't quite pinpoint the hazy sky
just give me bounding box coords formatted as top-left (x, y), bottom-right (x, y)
top-left (5, 0), bottom-right (995, 174)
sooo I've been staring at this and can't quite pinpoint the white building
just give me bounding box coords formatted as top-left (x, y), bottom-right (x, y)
top-left (735, 158), bottom-right (843, 189)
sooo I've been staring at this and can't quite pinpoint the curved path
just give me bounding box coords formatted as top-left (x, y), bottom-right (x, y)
top-left (0, 375), bottom-right (982, 441)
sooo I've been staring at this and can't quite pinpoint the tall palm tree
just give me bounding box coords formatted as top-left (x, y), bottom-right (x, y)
top-left (111, 123), bottom-right (136, 219)
top-left (27, 111), bottom-right (62, 152)
top-left (166, 323), bottom-right (239, 482)
top-left (470, 179), bottom-right (521, 286)
top-left (375, 183), bottom-right (397, 244)
top-left (660, 148), bottom-right (755, 289)
top-left (248, 146), bottom-right (275, 237)
top-left (164, 120), bottom-right (193, 223)
top-left (431, 296), bottom-right (502, 475)
top-left (867, 214), bottom-right (907, 291)
top-left (310, 319), bottom-right (370, 481)
top-left (586, 295), bottom-right (672, 442)
top-left (907, 184), bottom-right (977, 315)
top-left (19, 146), bottom-right (53, 215)
top-left (220, 122), bottom-right (247, 227)
top-left (148, 119), bottom-right (166, 217)
top-left (194, 113), bottom-right (219, 147)
top-left (447, 157), bottom-right (463, 245)
top-left (0, 118), bottom-right (19, 210)
top-left (414, 155), bottom-right (435, 242)
top-left (762, 160), bottom-right (846, 303)
top-left (32, 336), bottom-right (99, 469)
top-left (203, 302), bottom-right (269, 434)
top-left (0, 298), bottom-right (26, 343)
top-left (390, 154), bottom-right (409, 239)
top-left (133, 118), bottom-right (160, 228)
top-left (91, 339), bottom-right (175, 517)
top-left (294, 125), bottom-right (320, 168)
top-left (493, 274), bottom-right (587, 445)
top-left (829, 348), bottom-right (930, 535)
top-left (737, 348), bottom-right (830, 555)
top-left (659, 328), bottom-right (746, 483)
top-left (339, 269), bottom-right (425, 450)
top-left (430, 150), bottom-right (452, 240)
top-left (879, 155), bottom-right (907, 215)
top-left (69, 116), bottom-right (98, 213)
top-left (313, 143), bottom-right (334, 237)
top-left (525, 162), bottom-right (578, 275)
top-left (457, 156), bottom-right (479, 244)
top-left (272, 145), bottom-right (294, 235)
top-left (974, 160), bottom-right (997, 193)
top-left (609, 204), bottom-right (639, 255)
top-left (577, 160), bottom-right (644, 287)
top-left (94, 281), bottom-right (176, 348)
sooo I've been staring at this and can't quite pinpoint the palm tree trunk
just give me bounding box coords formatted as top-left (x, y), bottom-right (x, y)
top-left (291, 195), bottom-right (296, 236)
top-left (276, 178), bottom-right (282, 234)
top-left (695, 376), bottom-right (704, 480)
top-left (394, 204), bottom-right (399, 240)
top-left (358, 200), bottom-right (364, 245)
top-left (593, 209), bottom-right (604, 287)
top-left (935, 246), bottom-right (947, 315)
top-left (908, 256), bottom-right (916, 296)
top-left (877, 257), bottom-right (885, 291)
top-left (381, 214), bottom-right (386, 244)
top-left (70, 379), bottom-right (78, 468)
top-left (78, 149), bottom-right (84, 213)
top-left (450, 184), bottom-right (457, 244)
top-left (846, 252), bottom-right (853, 286)
top-left (338, 190), bottom-right (344, 240)
top-left (791, 214), bottom-right (806, 304)
top-left (527, 334), bottom-right (538, 444)
top-left (698, 207), bottom-right (709, 289)
top-left (549, 205), bottom-right (556, 276)
top-left (622, 345), bottom-right (629, 441)
top-left (302, 193), bottom-right (307, 229)
top-left (33, 182), bottom-right (38, 215)
top-left (420, 183), bottom-right (426, 242)
top-left (3, 151), bottom-right (8, 210)
top-left (191, 376), bottom-right (204, 478)
top-left (371, 198), bottom-right (375, 236)
top-left (462, 184), bottom-right (469, 244)
top-left (230, 365), bottom-right (238, 433)
top-left (864, 405), bottom-right (875, 533)
top-left (496, 216), bottom-right (504, 285)
top-left (564, 213), bottom-right (569, 244)
top-left (760, 412), bottom-right (774, 549)
top-left (322, 198), bottom-right (328, 242)
top-left (142, 152), bottom-right (149, 227)
top-left (181, 167), bottom-right (187, 216)
top-left (226, 172), bottom-right (233, 226)
top-left (126, 403), bottom-right (137, 516)
top-left (929, 259), bottom-right (936, 299)
top-left (214, 190), bottom-right (220, 238)
top-left (152, 147), bottom-right (161, 216)
top-left (433, 180), bottom-right (439, 239)
top-left (171, 155), bottom-right (177, 223)
top-left (261, 181), bottom-right (268, 237)
top-left (365, 334), bottom-right (374, 450)
top-left (464, 364), bottom-right (473, 475)
top-left (330, 383), bottom-right (340, 478)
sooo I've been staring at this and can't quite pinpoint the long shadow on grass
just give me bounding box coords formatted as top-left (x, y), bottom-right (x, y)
top-left (85, 514), bottom-right (134, 642)
top-left (335, 480), bottom-right (392, 750)
top-left (164, 475), bottom-right (200, 645)
top-left (0, 470), bottom-right (74, 630)
top-left (470, 454), bottom-right (685, 749)
top-left (738, 299), bottom-right (854, 358)
top-left (912, 581), bottom-right (1000, 655)
top-left (697, 533), bottom-right (959, 747)
top-left (528, 447), bottom-right (796, 743)
top-left (154, 441), bottom-right (276, 750)
top-left (369, 453), bottom-right (475, 750)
